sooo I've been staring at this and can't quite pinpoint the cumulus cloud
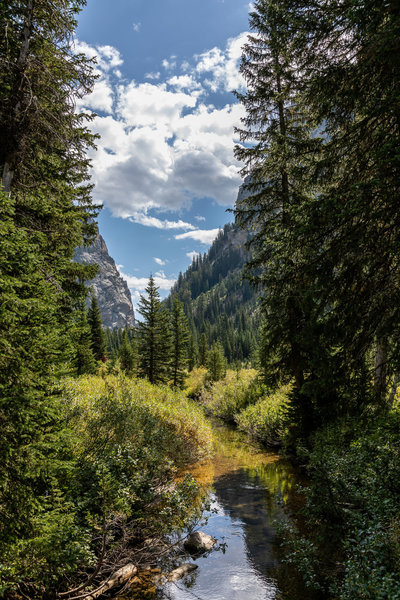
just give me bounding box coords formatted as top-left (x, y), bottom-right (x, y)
top-left (175, 228), bottom-right (220, 245)
top-left (76, 35), bottom-right (247, 219)
top-left (118, 268), bottom-right (176, 292)
top-left (195, 32), bottom-right (248, 92)
top-left (132, 22), bottom-right (141, 32)
top-left (195, 215), bottom-right (206, 222)
top-left (129, 214), bottom-right (196, 230)
top-left (154, 257), bottom-right (166, 265)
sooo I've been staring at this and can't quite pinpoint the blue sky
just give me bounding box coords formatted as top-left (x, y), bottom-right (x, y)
top-left (76, 0), bottom-right (250, 309)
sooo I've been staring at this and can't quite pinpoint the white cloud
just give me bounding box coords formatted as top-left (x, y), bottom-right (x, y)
top-left (167, 74), bottom-right (203, 93)
top-left (195, 32), bottom-right (248, 92)
top-left (132, 22), bottom-right (141, 32)
top-left (78, 79), bottom-right (114, 113)
top-left (162, 56), bottom-right (177, 71)
top-left (195, 215), bottom-right (206, 222)
top-left (186, 251), bottom-right (201, 261)
top-left (129, 214), bottom-right (196, 230)
top-left (77, 36), bottom-right (247, 219)
top-left (175, 228), bottom-right (220, 245)
top-left (145, 71), bottom-right (161, 80)
top-left (154, 257), bottom-right (166, 265)
top-left (119, 269), bottom-right (176, 292)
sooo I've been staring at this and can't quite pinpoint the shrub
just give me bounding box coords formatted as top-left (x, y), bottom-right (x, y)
top-left (235, 383), bottom-right (292, 445)
top-left (200, 369), bottom-right (259, 421)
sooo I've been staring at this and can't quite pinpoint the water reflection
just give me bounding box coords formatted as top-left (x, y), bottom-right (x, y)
top-left (159, 422), bottom-right (313, 600)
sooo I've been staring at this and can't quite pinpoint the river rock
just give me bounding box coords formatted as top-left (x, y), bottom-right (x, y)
top-left (184, 531), bottom-right (217, 553)
top-left (168, 563), bottom-right (198, 581)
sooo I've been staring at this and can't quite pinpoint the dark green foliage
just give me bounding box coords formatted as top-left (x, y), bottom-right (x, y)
top-left (170, 295), bottom-right (188, 388)
top-left (74, 307), bottom-right (97, 375)
top-left (166, 223), bottom-right (259, 365)
top-left (187, 334), bottom-right (198, 371)
top-left (118, 328), bottom-right (137, 375)
top-left (87, 295), bottom-right (106, 361)
top-left (198, 332), bottom-right (209, 367)
top-left (0, 1), bottom-right (101, 594)
top-left (138, 276), bottom-right (172, 384)
top-left (282, 416), bottom-right (400, 599)
top-left (207, 341), bottom-right (227, 382)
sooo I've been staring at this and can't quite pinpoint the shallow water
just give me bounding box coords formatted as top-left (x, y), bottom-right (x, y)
top-left (158, 422), bottom-right (314, 600)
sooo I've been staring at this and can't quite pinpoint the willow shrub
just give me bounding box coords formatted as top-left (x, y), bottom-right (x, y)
top-left (200, 369), bottom-right (259, 422)
top-left (235, 383), bottom-right (292, 446)
top-left (1, 375), bottom-right (212, 598)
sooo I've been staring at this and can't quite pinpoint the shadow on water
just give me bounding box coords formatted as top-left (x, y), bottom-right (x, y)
top-left (125, 421), bottom-right (320, 600)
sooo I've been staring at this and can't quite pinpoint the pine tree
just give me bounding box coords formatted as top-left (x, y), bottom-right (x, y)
top-left (187, 334), bottom-right (198, 371)
top-left (74, 307), bottom-right (97, 375)
top-left (170, 295), bottom-right (188, 388)
top-left (138, 276), bottom-right (172, 384)
top-left (207, 341), bottom-right (227, 382)
top-left (0, 0), bottom-right (99, 571)
top-left (234, 0), bottom-right (321, 425)
top-left (87, 296), bottom-right (106, 361)
top-left (198, 332), bottom-right (209, 367)
top-left (119, 329), bottom-right (137, 376)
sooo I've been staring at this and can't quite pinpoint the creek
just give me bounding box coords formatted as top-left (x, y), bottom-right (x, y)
top-left (124, 420), bottom-right (316, 600)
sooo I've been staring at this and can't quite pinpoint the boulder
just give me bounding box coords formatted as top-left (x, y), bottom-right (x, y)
top-left (184, 531), bottom-right (217, 553)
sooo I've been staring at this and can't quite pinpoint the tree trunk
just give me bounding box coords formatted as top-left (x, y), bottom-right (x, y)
top-left (2, 0), bottom-right (35, 193)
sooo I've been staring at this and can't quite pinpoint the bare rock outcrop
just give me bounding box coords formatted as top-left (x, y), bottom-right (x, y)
top-left (75, 234), bottom-right (135, 329)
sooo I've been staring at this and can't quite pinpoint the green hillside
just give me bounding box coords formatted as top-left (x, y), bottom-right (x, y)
top-left (165, 222), bottom-right (259, 364)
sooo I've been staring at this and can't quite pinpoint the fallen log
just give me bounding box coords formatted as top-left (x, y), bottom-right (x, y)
top-left (84, 564), bottom-right (138, 600)
top-left (168, 563), bottom-right (198, 582)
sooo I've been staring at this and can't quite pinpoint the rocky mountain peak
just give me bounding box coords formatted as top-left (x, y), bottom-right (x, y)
top-left (75, 234), bottom-right (135, 329)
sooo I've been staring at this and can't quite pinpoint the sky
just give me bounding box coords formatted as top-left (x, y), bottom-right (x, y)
top-left (76, 0), bottom-right (251, 310)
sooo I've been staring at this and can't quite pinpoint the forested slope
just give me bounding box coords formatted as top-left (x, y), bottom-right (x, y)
top-left (166, 222), bottom-right (259, 364)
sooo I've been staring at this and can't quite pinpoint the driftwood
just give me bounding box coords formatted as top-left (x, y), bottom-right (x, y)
top-left (83, 564), bottom-right (137, 600)
top-left (167, 563), bottom-right (198, 582)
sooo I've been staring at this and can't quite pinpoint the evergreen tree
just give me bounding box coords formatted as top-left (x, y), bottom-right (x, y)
top-left (207, 341), bottom-right (227, 382)
top-left (0, 0), bottom-right (99, 571)
top-left (234, 0), bottom-right (321, 426)
top-left (187, 334), bottom-right (199, 371)
top-left (170, 295), bottom-right (188, 388)
top-left (74, 307), bottom-right (97, 375)
top-left (198, 332), bottom-right (209, 367)
top-left (138, 276), bottom-right (172, 384)
top-left (119, 329), bottom-right (137, 376)
top-left (87, 295), bottom-right (106, 361)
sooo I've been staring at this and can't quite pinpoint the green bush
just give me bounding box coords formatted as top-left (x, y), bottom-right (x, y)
top-left (281, 414), bottom-right (400, 599)
top-left (235, 383), bottom-right (292, 445)
top-left (0, 374), bottom-right (212, 597)
top-left (200, 368), bottom-right (259, 421)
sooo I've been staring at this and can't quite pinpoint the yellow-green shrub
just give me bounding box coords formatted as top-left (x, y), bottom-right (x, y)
top-left (200, 369), bottom-right (259, 421)
top-left (235, 383), bottom-right (292, 445)
top-left (185, 366), bottom-right (208, 398)
top-left (64, 373), bottom-right (213, 465)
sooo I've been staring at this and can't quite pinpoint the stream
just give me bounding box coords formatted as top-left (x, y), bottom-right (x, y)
top-left (125, 421), bottom-right (316, 600)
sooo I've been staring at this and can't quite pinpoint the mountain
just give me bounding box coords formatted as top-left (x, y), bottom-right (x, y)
top-left (75, 234), bottom-right (135, 329)
top-left (166, 222), bottom-right (259, 364)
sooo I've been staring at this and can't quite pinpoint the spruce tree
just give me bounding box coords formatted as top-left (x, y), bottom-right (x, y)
top-left (0, 0), bottom-right (99, 572)
top-left (198, 332), bottom-right (209, 367)
top-left (234, 0), bottom-right (321, 426)
top-left (119, 329), bottom-right (137, 376)
top-left (187, 334), bottom-right (199, 371)
top-left (138, 276), bottom-right (172, 384)
top-left (87, 296), bottom-right (106, 361)
top-left (207, 341), bottom-right (227, 382)
top-left (170, 295), bottom-right (189, 388)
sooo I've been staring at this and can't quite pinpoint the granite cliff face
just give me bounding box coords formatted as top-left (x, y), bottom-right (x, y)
top-left (75, 235), bottom-right (135, 329)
